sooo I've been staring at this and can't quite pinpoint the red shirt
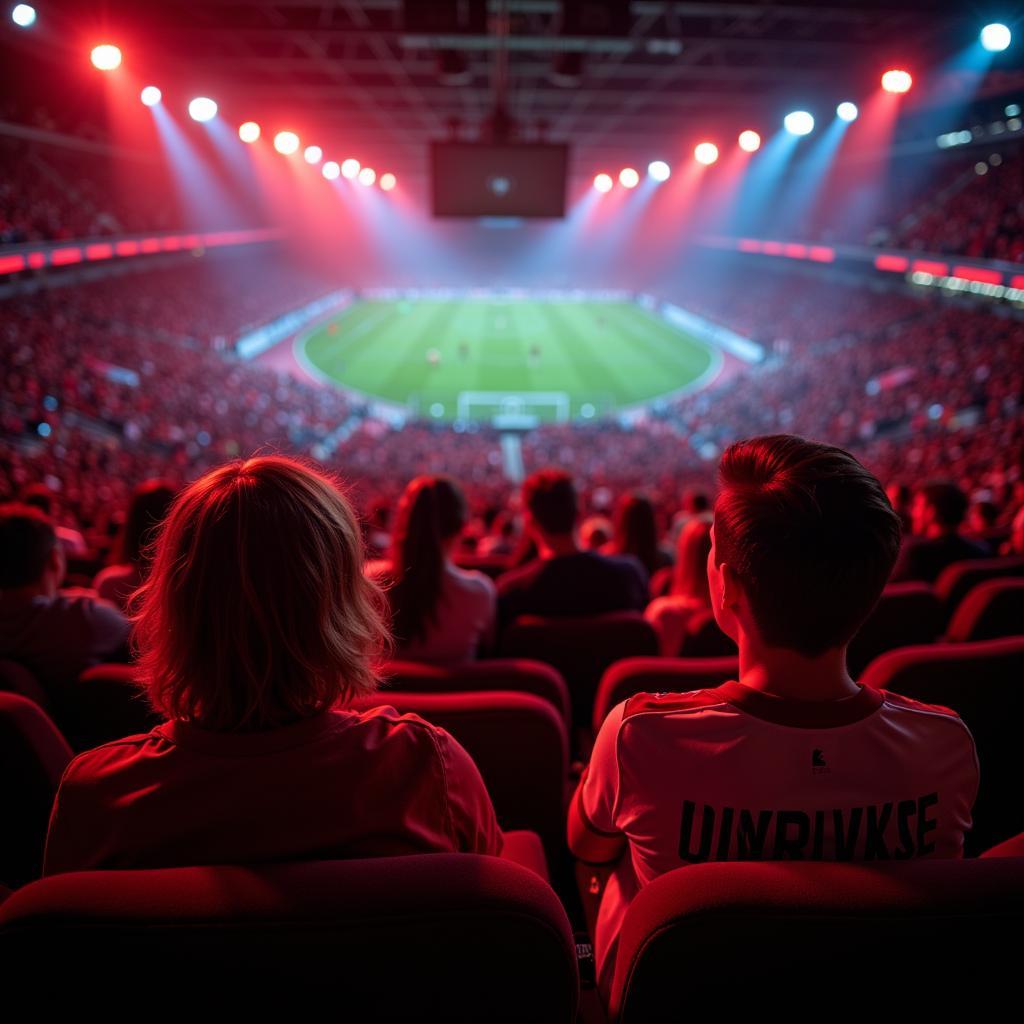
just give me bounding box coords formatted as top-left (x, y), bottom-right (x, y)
top-left (44, 705), bottom-right (503, 874)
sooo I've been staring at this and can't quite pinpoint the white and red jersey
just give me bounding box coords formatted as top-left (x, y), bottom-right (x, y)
top-left (575, 681), bottom-right (979, 991)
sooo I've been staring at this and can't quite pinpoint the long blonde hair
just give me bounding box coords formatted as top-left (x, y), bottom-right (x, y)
top-left (133, 456), bottom-right (390, 731)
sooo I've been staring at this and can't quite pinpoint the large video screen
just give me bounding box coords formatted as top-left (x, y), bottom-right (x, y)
top-left (431, 142), bottom-right (569, 218)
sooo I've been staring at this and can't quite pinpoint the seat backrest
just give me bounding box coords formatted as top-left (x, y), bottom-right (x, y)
top-left (500, 612), bottom-right (659, 725)
top-left (945, 577), bottom-right (1024, 643)
top-left (381, 658), bottom-right (571, 729)
top-left (0, 658), bottom-right (51, 712)
top-left (610, 858), bottom-right (1024, 1021)
top-left (847, 581), bottom-right (943, 677)
top-left (861, 636), bottom-right (1024, 855)
top-left (0, 855), bottom-right (579, 1019)
top-left (0, 693), bottom-right (73, 889)
top-left (349, 690), bottom-right (569, 858)
top-left (63, 664), bottom-right (162, 752)
top-left (935, 556), bottom-right (1024, 617)
top-left (592, 656), bottom-right (738, 734)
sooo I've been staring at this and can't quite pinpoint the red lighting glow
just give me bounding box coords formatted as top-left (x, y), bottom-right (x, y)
top-left (694, 142), bottom-right (719, 165)
top-left (238, 121), bottom-right (261, 143)
top-left (380, 172), bottom-right (397, 192)
top-left (341, 159), bottom-right (360, 179)
top-left (881, 69), bottom-right (912, 94)
top-left (358, 167), bottom-right (376, 186)
top-left (90, 44), bottom-right (122, 71)
top-left (619, 167), bottom-right (640, 188)
top-left (273, 131), bottom-right (300, 155)
top-left (594, 173), bottom-right (613, 193)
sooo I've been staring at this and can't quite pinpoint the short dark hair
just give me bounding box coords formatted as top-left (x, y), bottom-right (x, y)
top-left (917, 481), bottom-right (968, 529)
top-left (522, 469), bottom-right (577, 535)
top-left (0, 503), bottom-right (57, 588)
top-left (714, 435), bottom-right (901, 657)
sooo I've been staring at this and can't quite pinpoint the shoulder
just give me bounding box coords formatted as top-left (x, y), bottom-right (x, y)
top-left (60, 726), bottom-right (171, 785)
top-left (622, 687), bottom-right (730, 722)
top-left (446, 564), bottom-right (497, 599)
top-left (496, 559), bottom-right (542, 595)
top-left (877, 689), bottom-right (973, 733)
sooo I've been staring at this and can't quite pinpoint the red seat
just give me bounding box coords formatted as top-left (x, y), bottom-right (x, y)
top-left (0, 693), bottom-right (72, 889)
top-left (500, 612), bottom-right (659, 727)
top-left (349, 690), bottom-right (569, 861)
top-left (935, 556), bottom-right (1024, 619)
top-left (592, 656), bottom-right (738, 734)
top-left (0, 855), bottom-right (579, 1019)
top-left (861, 637), bottom-right (1024, 855)
top-left (609, 859), bottom-right (1024, 1021)
top-left (64, 664), bottom-right (162, 752)
top-left (847, 582), bottom-right (943, 677)
top-left (945, 577), bottom-right (1024, 643)
top-left (0, 659), bottom-right (51, 713)
top-left (381, 658), bottom-right (571, 729)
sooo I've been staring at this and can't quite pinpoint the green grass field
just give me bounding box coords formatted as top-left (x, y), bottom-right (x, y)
top-left (298, 299), bottom-right (719, 422)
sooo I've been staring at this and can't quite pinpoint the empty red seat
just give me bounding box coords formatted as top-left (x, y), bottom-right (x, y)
top-left (861, 636), bottom-right (1024, 854)
top-left (592, 656), bottom-right (738, 734)
top-left (381, 658), bottom-right (571, 729)
top-left (935, 556), bottom-right (1024, 619)
top-left (500, 612), bottom-right (659, 726)
top-left (0, 693), bottom-right (72, 889)
top-left (0, 659), bottom-right (51, 713)
top-left (945, 577), bottom-right (1024, 643)
top-left (609, 858), bottom-right (1024, 1021)
top-left (847, 582), bottom-right (943, 677)
top-left (349, 690), bottom-right (569, 860)
top-left (0, 855), bottom-right (579, 1018)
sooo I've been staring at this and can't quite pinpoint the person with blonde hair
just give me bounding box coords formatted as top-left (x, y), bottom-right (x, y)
top-left (44, 456), bottom-right (502, 873)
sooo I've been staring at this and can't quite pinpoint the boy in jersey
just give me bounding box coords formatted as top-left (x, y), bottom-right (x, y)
top-left (568, 435), bottom-right (979, 997)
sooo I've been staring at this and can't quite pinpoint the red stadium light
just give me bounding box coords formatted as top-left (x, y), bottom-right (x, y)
top-left (238, 121), bottom-right (261, 143)
top-left (380, 172), bottom-right (397, 192)
top-left (694, 142), bottom-right (719, 165)
top-left (273, 131), bottom-right (300, 155)
top-left (358, 167), bottom-right (376, 186)
top-left (738, 130), bottom-right (761, 153)
top-left (140, 86), bottom-right (162, 107)
top-left (90, 44), bottom-right (122, 71)
top-left (881, 69), bottom-right (912, 93)
top-left (619, 167), bottom-right (640, 188)
top-left (341, 158), bottom-right (360, 179)
top-left (322, 161), bottom-right (341, 180)
top-left (594, 172), bottom-right (613, 193)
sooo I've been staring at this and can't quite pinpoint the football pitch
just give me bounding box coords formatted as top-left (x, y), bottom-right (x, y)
top-left (298, 299), bottom-right (719, 422)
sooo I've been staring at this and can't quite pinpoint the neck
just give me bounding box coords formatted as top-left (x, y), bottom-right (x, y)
top-left (738, 635), bottom-right (859, 701)
top-left (536, 532), bottom-right (579, 559)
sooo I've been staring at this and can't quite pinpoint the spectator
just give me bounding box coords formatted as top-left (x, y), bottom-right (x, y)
top-left (374, 475), bottom-right (496, 665)
top-left (644, 518), bottom-right (713, 656)
top-left (92, 479), bottom-right (176, 612)
top-left (21, 482), bottom-right (88, 557)
top-left (496, 469), bottom-right (648, 628)
top-left (891, 481), bottom-right (992, 583)
top-left (604, 491), bottom-right (669, 578)
top-left (0, 503), bottom-right (129, 695)
top-left (43, 457), bottom-right (503, 874)
top-left (569, 436), bottom-right (978, 997)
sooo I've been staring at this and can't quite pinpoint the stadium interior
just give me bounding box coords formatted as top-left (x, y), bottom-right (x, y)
top-left (0, 1), bottom-right (1023, 1016)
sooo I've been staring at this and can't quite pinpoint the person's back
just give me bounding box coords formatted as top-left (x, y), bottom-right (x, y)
top-left (0, 504), bottom-right (128, 694)
top-left (569, 436), bottom-right (978, 997)
top-left (43, 457), bottom-right (502, 875)
top-left (497, 470), bottom-right (647, 629)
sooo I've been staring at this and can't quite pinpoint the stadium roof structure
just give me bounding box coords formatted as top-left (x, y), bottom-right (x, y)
top-left (9, 1), bottom-right (1024, 175)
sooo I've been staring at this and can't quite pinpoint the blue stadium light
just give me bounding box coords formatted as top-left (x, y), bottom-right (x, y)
top-left (188, 97), bottom-right (218, 123)
top-left (140, 86), bottom-right (162, 107)
top-left (11, 4), bottom-right (36, 27)
top-left (647, 160), bottom-right (671, 181)
top-left (837, 101), bottom-right (859, 122)
top-left (981, 23), bottom-right (1012, 52)
top-left (784, 110), bottom-right (815, 136)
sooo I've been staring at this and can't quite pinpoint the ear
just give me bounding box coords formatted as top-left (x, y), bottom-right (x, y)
top-left (718, 561), bottom-right (742, 612)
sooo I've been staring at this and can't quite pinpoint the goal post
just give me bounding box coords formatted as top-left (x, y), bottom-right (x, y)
top-left (456, 390), bottom-right (571, 427)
